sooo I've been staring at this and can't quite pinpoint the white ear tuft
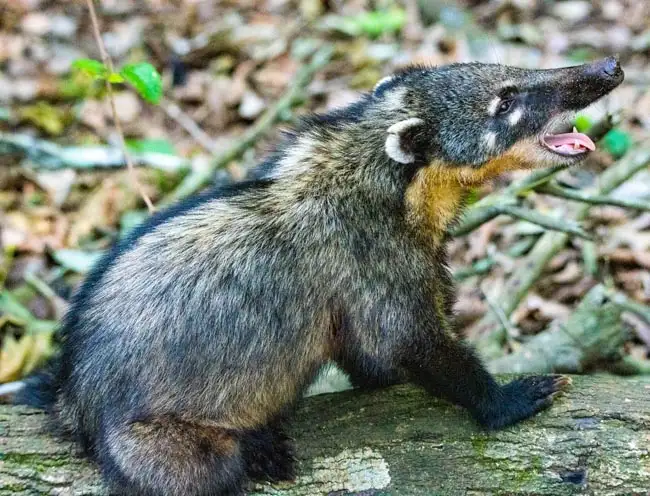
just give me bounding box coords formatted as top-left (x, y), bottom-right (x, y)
top-left (385, 118), bottom-right (424, 164)
top-left (373, 75), bottom-right (395, 95)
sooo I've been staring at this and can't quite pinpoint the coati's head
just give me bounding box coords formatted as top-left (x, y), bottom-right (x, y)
top-left (375, 57), bottom-right (624, 176)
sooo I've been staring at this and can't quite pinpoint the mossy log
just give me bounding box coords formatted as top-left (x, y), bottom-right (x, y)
top-left (1, 375), bottom-right (649, 495)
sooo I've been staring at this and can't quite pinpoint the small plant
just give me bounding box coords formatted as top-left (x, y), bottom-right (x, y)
top-left (72, 59), bottom-right (163, 104)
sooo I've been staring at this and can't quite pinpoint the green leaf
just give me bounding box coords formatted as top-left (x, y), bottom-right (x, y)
top-left (107, 72), bottom-right (125, 83)
top-left (355, 9), bottom-right (406, 38)
top-left (52, 249), bottom-right (104, 274)
top-left (574, 114), bottom-right (592, 133)
top-left (126, 138), bottom-right (176, 155)
top-left (26, 319), bottom-right (59, 335)
top-left (603, 128), bottom-right (632, 158)
top-left (326, 8), bottom-right (406, 38)
top-left (120, 62), bottom-right (163, 104)
top-left (72, 58), bottom-right (108, 79)
top-left (0, 291), bottom-right (33, 322)
top-left (18, 102), bottom-right (67, 135)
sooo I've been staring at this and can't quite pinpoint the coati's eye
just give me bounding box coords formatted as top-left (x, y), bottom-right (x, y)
top-left (496, 99), bottom-right (515, 115)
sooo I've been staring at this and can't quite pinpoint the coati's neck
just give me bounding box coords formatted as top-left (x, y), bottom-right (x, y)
top-left (405, 147), bottom-right (534, 245)
top-left (405, 168), bottom-right (467, 245)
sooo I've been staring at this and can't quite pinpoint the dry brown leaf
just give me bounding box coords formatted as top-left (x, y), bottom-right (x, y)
top-left (0, 331), bottom-right (55, 383)
top-left (0, 334), bottom-right (30, 383)
top-left (67, 174), bottom-right (140, 247)
top-left (552, 261), bottom-right (583, 284)
top-left (512, 293), bottom-right (571, 325)
top-left (252, 55), bottom-right (297, 97)
top-left (21, 331), bottom-right (54, 376)
top-left (1, 210), bottom-right (65, 253)
top-left (623, 311), bottom-right (650, 348)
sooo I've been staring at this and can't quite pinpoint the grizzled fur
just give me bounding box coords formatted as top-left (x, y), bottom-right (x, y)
top-left (19, 58), bottom-right (623, 495)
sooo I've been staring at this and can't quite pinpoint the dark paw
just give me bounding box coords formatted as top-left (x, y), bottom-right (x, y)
top-left (242, 429), bottom-right (296, 483)
top-left (476, 375), bottom-right (571, 430)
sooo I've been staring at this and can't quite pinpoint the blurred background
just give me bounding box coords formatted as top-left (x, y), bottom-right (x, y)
top-left (1, 0), bottom-right (649, 390)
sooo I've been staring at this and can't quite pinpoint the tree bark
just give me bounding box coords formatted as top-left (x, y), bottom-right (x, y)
top-left (1, 375), bottom-right (649, 496)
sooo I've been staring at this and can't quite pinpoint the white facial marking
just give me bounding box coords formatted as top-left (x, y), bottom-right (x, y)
top-left (268, 136), bottom-right (316, 178)
top-left (382, 86), bottom-right (407, 111)
top-left (483, 131), bottom-right (497, 151)
top-left (508, 107), bottom-right (523, 126)
top-left (488, 97), bottom-right (501, 116)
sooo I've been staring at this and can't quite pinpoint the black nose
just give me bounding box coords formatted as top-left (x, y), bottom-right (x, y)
top-left (591, 56), bottom-right (623, 80)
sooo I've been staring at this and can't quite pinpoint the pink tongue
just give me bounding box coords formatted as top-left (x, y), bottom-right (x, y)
top-left (544, 132), bottom-right (596, 151)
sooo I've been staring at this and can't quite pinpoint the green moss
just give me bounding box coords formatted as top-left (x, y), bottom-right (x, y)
top-left (512, 462), bottom-right (538, 485)
top-left (1, 452), bottom-right (71, 469)
top-left (0, 483), bottom-right (28, 494)
top-left (470, 434), bottom-right (489, 457)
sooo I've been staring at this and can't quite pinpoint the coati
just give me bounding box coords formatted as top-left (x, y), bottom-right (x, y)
top-left (18, 57), bottom-right (623, 495)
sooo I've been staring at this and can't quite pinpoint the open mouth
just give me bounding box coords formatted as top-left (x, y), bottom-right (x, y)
top-left (540, 126), bottom-right (596, 156)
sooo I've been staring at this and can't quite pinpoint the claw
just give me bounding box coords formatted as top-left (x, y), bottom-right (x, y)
top-left (553, 375), bottom-right (572, 390)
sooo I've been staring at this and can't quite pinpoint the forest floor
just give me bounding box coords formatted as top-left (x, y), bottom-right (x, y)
top-left (1, 0), bottom-right (650, 386)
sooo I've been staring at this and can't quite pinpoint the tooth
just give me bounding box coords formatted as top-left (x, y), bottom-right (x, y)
top-left (574, 140), bottom-right (580, 149)
top-left (573, 126), bottom-right (578, 133)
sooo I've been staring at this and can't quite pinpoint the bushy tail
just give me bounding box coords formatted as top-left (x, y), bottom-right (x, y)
top-left (98, 417), bottom-right (245, 495)
top-left (13, 357), bottom-right (61, 410)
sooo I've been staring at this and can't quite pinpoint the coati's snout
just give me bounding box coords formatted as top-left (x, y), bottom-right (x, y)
top-left (534, 56), bottom-right (623, 162)
top-left (552, 56), bottom-right (624, 111)
top-left (376, 57), bottom-right (624, 174)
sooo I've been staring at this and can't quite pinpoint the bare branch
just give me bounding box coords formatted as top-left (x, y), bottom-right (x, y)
top-left (539, 182), bottom-right (650, 211)
top-left (499, 205), bottom-right (592, 240)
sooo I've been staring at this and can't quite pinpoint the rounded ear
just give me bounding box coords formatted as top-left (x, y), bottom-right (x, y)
top-left (385, 118), bottom-right (425, 164)
top-left (373, 75), bottom-right (395, 96)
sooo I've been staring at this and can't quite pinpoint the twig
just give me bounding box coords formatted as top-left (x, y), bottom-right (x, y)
top-left (607, 288), bottom-right (650, 324)
top-left (161, 44), bottom-right (334, 205)
top-left (488, 285), bottom-right (624, 374)
top-left (23, 272), bottom-right (68, 320)
top-left (475, 144), bottom-right (650, 359)
top-left (160, 99), bottom-right (220, 155)
top-left (499, 205), bottom-right (592, 240)
top-left (581, 240), bottom-right (599, 277)
top-left (85, 0), bottom-right (155, 212)
top-left (450, 203), bottom-right (514, 237)
top-left (481, 286), bottom-right (518, 340)
top-left (0, 132), bottom-right (190, 171)
top-left (452, 195), bottom-right (591, 239)
top-left (539, 183), bottom-right (650, 211)
top-left (451, 165), bottom-right (567, 236)
top-left (453, 257), bottom-right (496, 281)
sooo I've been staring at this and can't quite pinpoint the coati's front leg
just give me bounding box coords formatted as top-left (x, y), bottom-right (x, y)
top-left (344, 294), bottom-right (568, 430)
top-left (405, 334), bottom-right (569, 429)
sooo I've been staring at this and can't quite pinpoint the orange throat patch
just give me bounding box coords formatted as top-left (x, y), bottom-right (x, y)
top-left (405, 143), bottom-right (540, 243)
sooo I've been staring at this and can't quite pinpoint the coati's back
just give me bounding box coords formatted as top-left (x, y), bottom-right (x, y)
top-left (19, 57), bottom-right (623, 496)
